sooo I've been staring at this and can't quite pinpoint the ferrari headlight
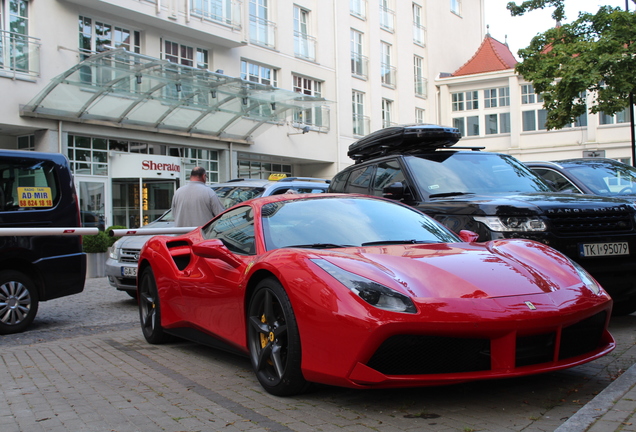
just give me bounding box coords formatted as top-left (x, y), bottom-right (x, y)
top-left (473, 216), bottom-right (547, 232)
top-left (311, 259), bottom-right (417, 313)
top-left (568, 259), bottom-right (602, 295)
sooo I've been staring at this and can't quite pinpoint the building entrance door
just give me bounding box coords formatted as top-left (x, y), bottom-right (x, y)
top-left (112, 179), bottom-right (176, 228)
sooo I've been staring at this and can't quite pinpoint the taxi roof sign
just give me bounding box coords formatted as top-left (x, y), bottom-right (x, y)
top-left (268, 173), bottom-right (288, 181)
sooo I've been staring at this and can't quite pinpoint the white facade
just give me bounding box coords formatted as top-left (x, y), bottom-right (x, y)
top-left (436, 58), bottom-right (635, 164)
top-left (0, 0), bottom-right (485, 227)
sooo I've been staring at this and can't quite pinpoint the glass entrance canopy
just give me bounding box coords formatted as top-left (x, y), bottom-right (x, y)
top-left (21, 49), bottom-right (328, 142)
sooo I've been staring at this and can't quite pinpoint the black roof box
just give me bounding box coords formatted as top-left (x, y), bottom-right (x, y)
top-left (348, 124), bottom-right (461, 163)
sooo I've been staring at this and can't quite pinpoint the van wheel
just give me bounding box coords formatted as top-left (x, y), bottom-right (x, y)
top-left (0, 271), bottom-right (39, 335)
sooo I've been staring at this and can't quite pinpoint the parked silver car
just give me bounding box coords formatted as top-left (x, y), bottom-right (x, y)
top-left (105, 177), bottom-right (330, 297)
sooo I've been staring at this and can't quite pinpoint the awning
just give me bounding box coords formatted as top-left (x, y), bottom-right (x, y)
top-left (21, 49), bottom-right (328, 142)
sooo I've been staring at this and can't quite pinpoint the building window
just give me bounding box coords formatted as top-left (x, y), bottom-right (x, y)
top-left (484, 87), bottom-right (510, 108)
top-left (600, 107), bottom-right (630, 125)
top-left (162, 40), bottom-right (208, 69)
top-left (293, 75), bottom-right (325, 128)
top-left (522, 109), bottom-right (548, 131)
top-left (382, 99), bottom-right (393, 128)
top-left (79, 16), bottom-right (140, 56)
top-left (17, 135), bottom-right (34, 150)
top-left (350, 29), bottom-right (367, 78)
top-left (238, 157), bottom-right (291, 179)
top-left (379, 0), bottom-right (394, 32)
top-left (450, 0), bottom-right (461, 16)
top-left (414, 55), bottom-right (426, 97)
top-left (521, 84), bottom-right (543, 104)
top-left (241, 59), bottom-right (277, 86)
top-left (453, 116), bottom-right (479, 137)
top-left (486, 113), bottom-right (511, 135)
top-left (293, 5), bottom-right (315, 61)
top-left (352, 90), bottom-right (367, 136)
top-left (413, 3), bottom-right (425, 46)
top-left (1, 0), bottom-right (36, 75)
top-left (380, 42), bottom-right (395, 87)
top-left (415, 108), bottom-right (425, 124)
top-left (350, 0), bottom-right (367, 19)
top-left (180, 148), bottom-right (220, 183)
top-left (67, 135), bottom-right (109, 176)
top-left (452, 91), bottom-right (477, 111)
top-left (249, 0), bottom-right (276, 48)
top-left (190, 0), bottom-right (236, 27)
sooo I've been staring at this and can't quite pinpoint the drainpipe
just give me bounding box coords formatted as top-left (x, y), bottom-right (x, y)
top-left (58, 120), bottom-right (63, 154)
top-left (627, 1), bottom-right (636, 166)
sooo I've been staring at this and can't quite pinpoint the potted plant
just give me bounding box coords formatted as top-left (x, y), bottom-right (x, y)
top-left (83, 230), bottom-right (111, 278)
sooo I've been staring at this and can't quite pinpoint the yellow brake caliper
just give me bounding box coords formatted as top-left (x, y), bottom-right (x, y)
top-left (259, 314), bottom-right (268, 348)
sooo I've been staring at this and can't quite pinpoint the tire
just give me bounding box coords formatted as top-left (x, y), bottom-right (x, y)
top-left (138, 267), bottom-right (174, 344)
top-left (126, 290), bottom-right (138, 300)
top-left (247, 278), bottom-right (308, 396)
top-left (0, 270), bottom-right (39, 335)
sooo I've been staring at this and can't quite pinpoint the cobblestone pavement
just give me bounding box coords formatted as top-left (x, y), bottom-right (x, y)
top-left (1, 278), bottom-right (635, 432)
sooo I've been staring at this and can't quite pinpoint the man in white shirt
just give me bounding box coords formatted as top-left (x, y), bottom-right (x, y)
top-left (172, 167), bottom-right (224, 227)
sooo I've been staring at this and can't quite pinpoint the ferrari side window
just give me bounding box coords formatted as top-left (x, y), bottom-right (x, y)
top-left (202, 206), bottom-right (256, 254)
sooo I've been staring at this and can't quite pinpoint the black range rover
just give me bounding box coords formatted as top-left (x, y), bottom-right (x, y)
top-left (330, 125), bottom-right (636, 315)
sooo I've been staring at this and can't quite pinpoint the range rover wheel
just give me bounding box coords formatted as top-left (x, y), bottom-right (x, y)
top-left (138, 267), bottom-right (173, 344)
top-left (0, 271), bottom-right (39, 335)
top-left (247, 278), bottom-right (308, 396)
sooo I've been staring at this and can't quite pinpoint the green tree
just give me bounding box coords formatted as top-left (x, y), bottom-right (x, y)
top-left (507, 1), bottom-right (636, 129)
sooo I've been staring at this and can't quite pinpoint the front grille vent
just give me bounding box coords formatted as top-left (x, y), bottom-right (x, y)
top-left (120, 248), bottom-right (141, 263)
top-left (545, 206), bottom-right (633, 235)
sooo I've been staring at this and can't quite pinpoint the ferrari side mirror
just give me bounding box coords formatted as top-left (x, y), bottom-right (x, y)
top-left (192, 239), bottom-right (242, 267)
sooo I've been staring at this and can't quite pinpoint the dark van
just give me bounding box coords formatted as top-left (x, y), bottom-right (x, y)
top-left (0, 150), bottom-right (86, 334)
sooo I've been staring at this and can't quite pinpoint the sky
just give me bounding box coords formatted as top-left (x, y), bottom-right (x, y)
top-left (484, 0), bottom-right (629, 58)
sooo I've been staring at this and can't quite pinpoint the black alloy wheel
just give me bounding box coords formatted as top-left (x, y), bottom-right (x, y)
top-left (0, 270), bottom-right (39, 335)
top-left (247, 278), bottom-right (308, 396)
top-left (138, 267), bottom-right (174, 344)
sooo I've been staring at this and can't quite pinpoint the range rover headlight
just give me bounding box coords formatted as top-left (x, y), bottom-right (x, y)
top-left (568, 259), bottom-right (602, 295)
top-left (473, 216), bottom-right (547, 232)
top-left (311, 259), bottom-right (417, 313)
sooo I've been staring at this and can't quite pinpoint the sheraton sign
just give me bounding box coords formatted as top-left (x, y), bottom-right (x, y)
top-left (141, 160), bottom-right (180, 172)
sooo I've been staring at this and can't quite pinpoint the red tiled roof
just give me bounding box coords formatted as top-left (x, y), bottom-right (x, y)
top-left (452, 35), bottom-right (518, 77)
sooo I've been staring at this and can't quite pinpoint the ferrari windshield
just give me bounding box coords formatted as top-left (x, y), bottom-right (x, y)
top-left (261, 197), bottom-right (459, 250)
top-left (407, 152), bottom-right (552, 196)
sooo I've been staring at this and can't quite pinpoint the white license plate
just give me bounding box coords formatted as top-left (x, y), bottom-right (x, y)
top-left (122, 266), bottom-right (137, 277)
top-left (580, 242), bottom-right (629, 257)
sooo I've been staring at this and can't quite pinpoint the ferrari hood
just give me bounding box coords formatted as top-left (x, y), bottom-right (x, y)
top-left (317, 240), bottom-right (583, 300)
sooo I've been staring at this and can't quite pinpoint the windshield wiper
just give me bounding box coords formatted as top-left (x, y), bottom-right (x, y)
top-left (428, 192), bottom-right (475, 198)
top-left (285, 243), bottom-right (355, 249)
top-left (361, 240), bottom-right (436, 246)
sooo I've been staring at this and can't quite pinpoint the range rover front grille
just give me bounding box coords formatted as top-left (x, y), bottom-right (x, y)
top-left (545, 205), bottom-right (634, 235)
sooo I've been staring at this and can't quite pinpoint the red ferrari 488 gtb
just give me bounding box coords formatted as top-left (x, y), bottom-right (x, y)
top-left (137, 194), bottom-right (614, 396)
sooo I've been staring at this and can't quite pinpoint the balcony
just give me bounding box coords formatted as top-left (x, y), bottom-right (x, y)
top-left (379, 5), bottom-right (395, 32)
top-left (350, 0), bottom-right (367, 19)
top-left (0, 30), bottom-right (40, 79)
top-left (351, 53), bottom-right (368, 79)
top-left (415, 76), bottom-right (428, 98)
top-left (353, 114), bottom-right (370, 136)
top-left (381, 64), bottom-right (396, 88)
top-left (294, 31), bottom-right (316, 62)
top-left (249, 15), bottom-right (277, 49)
top-left (190, 0), bottom-right (242, 29)
top-left (413, 22), bottom-right (426, 46)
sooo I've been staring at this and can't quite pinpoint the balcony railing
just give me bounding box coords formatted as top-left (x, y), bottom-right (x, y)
top-left (190, 0), bottom-right (242, 30)
top-left (353, 114), bottom-right (370, 136)
top-left (381, 64), bottom-right (396, 88)
top-left (413, 22), bottom-right (426, 46)
top-left (294, 31), bottom-right (316, 62)
top-left (249, 15), bottom-right (276, 48)
top-left (351, 53), bottom-right (368, 79)
top-left (379, 5), bottom-right (395, 32)
top-left (350, 0), bottom-right (367, 19)
top-left (415, 76), bottom-right (428, 98)
top-left (0, 30), bottom-right (40, 78)
top-left (293, 105), bottom-right (330, 132)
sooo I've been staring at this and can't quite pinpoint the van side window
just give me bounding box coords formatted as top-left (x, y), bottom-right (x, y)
top-left (372, 160), bottom-right (406, 196)
top-left (345, 165), bottom-right (375, 194)
top-left (0, 159), bottom-right (59, 212)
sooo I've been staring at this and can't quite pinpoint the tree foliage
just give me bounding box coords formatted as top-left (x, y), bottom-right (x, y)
top-left (507, 1), bottom-right (636, 129)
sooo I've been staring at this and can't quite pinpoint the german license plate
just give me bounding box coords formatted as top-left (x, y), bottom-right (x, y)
top-left (580, 242), bottom-right (629, 257)
top-left (122, 266), bottom-right (137, 277)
